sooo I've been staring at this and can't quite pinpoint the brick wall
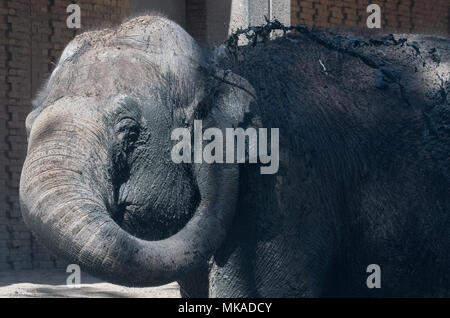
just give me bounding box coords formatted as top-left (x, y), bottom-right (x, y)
top-left (291, 0), bottom-right (449, 36)
top-left (0, 1), bottom-right (9, 270)
top-left (0, 0), bottom-right (129, 271)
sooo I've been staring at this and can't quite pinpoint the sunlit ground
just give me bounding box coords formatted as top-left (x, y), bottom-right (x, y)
top-left (0, 270), bottom-right (180, 298)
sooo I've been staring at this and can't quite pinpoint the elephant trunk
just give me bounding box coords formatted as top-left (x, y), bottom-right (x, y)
top-left (20, 98), bottom-right (238, 287)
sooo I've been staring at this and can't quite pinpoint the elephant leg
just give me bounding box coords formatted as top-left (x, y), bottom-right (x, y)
top-left (209, 244), bottom-right (259, 298)
top-left (252, 204), bottom-right (340, 297)
top-left (178, 264), bottom-right (210, 298)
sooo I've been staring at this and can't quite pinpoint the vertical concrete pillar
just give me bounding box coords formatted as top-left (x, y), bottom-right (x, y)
top-left (206, 0), bottom-right (291, 45)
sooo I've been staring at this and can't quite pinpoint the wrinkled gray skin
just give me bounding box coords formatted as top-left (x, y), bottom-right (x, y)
top-left (20, 15), bottom-right (449, 297)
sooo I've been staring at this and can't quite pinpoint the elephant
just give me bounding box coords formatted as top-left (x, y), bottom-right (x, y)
top-left (20, 14), bottom-right (450, 297)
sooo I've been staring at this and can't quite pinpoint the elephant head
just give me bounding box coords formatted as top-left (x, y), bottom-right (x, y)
top-left (20, 16), bottom-right (255, 286)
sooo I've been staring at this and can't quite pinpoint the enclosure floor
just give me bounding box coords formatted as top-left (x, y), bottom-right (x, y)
top-left (0, 269), bottom-right (180, 298)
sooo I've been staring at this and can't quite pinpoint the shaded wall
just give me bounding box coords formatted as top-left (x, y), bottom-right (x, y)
top-left (205, 0), bottom-right (232, 45)
top-left (186, 0), bottom-right (208, 43)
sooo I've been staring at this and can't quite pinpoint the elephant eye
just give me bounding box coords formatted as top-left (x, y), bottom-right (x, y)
top-left (115, 117), bottom-right (140, 143)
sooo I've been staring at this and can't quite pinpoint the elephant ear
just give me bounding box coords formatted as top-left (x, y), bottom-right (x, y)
top-left (205, 69), bottom-right (258, 129)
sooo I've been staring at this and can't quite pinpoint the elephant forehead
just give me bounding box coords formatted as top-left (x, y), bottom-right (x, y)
top-left (111, 15), bottom-right (203, 59)
top-left (35, 15), bottom-right (206, 114)
top-left (42, 47), bottom-right (204, 115)
top-left (59, 29), bottom-right (111, 65)
top-left (58, 15), bottom-right (203, 71)
top-left (47, 49), bottom-right (160, 99)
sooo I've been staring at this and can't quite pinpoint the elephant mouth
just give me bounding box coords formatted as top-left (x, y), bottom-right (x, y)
top-left (109, 165), bottom-right (201, 241)
top-left (110, 202), bottom-right (142, 235)
top-left (110, 200), bottom-right (198, 241)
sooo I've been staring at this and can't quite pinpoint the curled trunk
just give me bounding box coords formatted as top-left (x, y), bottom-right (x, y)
top-left (20, 99), bottom-right (238, 286)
